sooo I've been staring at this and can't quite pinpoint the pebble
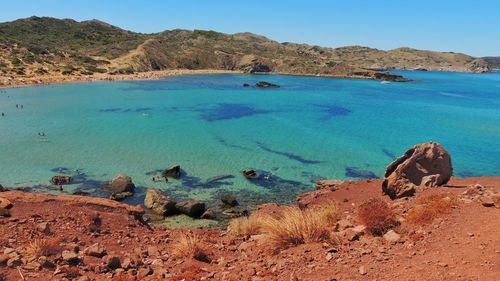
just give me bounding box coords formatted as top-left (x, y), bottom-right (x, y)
top-left (359, 265), bottom-right (367, 275)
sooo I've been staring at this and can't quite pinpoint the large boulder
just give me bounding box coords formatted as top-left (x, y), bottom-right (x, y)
top-left (175, 200), bottom-right (206, 218)
top-left (144, 188), bottom-right (176, 216)
top-left (0, 184), bottom-right (5, 192)
top-left (382, 142), bottom-right (452, 199)
top-left (107, 175), bottom-right (135, 194)
top-left (162, 165), bottom-right (181, 179)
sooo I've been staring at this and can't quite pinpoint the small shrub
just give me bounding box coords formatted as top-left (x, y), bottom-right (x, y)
top-left (26, 238), bottom-right (60, 258)
top-left (228, 213), bottom-right (263, 238)
top-left (172, 233), bottom-right (210, 263)
top-left (260, 203), bottom-right (339, 250)
top-left (357, 198), bottom-right (398, 236)
top-left (406, 192), bottom-right (458, 225)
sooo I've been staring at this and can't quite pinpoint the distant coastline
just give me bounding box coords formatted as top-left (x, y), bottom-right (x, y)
top-left (0, 68), bottom-right (413, 89)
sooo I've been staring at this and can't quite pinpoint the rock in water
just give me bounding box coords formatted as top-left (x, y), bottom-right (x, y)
top-left (242, 168), bottom-right (259, 180)
top-left (107, 175), bottom-right (135, 194)
top-left (255, 81), bottom-right (280, 88)
top-left (144, 188), bottom-right (176, 216)
top-left (0, 184), bottom-right (6, 192)
top-left (200, 208), bottom-right (216, 220)
top-left (175, 200), bottom-right (206, 218)
top-left (383, 142), bottom-right (452, 199)
top-left (51, 175), bottom-right (72, 185)
top-left (162, 165), bottom-right (181, 179)
top-left (221, 193), bottom-right (239, 207)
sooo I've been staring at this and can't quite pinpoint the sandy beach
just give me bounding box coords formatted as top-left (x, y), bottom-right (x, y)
top-left (0, 69), bottom-right (244, 89)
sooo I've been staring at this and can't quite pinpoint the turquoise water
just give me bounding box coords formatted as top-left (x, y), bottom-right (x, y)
top-left (1, 71), bottom-right (500, 207)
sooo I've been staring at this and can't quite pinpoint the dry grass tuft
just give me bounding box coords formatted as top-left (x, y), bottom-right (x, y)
top-left (405, 192), bottom-right (458, 225)
top-left (357, 198), bottom-right (398, 236)
top-left (172, 233), bottom-right (210, 263)
top-left (228, 213), bottom-right (263, 238)
top-left (228, 203), bottom-right (339, 250)
top-left (260, 203), bottom-right (339, 250)
top-left (26, 238), bottom-right (60, 258)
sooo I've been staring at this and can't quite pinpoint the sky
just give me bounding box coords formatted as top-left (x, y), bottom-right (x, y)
top-left (1, 0), bottom-right (499, 57)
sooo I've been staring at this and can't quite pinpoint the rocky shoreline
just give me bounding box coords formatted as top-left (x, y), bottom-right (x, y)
top-left (1, 142), bottom-right (500, 280)
top-left (0, 67), bottom-right (410, 90)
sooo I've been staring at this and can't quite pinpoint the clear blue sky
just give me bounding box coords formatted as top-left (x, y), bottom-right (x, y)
top-left (1, 0), bottom-right (499, 56)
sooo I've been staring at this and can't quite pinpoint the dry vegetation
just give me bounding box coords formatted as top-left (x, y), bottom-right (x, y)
top-left (227, 213), bottom-right (263, 238)
top-left (405, 192), bottom-right (458, 225)
top-left (229, 203), bottom-right (339, 250)
top-left (26, 238), bottom-right (60, 259)
top-left (357, 198), bottom-right (398, 236)
top-left (172, 233), bottom-right (210, 263)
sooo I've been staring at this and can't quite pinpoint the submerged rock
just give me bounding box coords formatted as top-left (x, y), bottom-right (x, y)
top-left (243, 83), bottom-right (250, 87)
top-left (242, 168), bottom-right (259, 180)
top-left (175, 200), bottom-right (206, 218)
top-left (383, 142), bottom-right (452, 199)
top-left (221, 207), bottom-right (248, 218)
top-left (51, 175), bottom-right (72, 185)
top-left (162, 165), bottom-right (181, 179)
top-left (255, 81), bottom-right (280, 88)
top-left (110, 192), bottom-right (134, 201)
top-left (107, 175), bottom-right (135, 194)
top-left (144, 188), bottom-right (176, 216)
top-left (221, 193), bottom-right (239, 207)
top-left (200, 208), bottom-right (216, 220)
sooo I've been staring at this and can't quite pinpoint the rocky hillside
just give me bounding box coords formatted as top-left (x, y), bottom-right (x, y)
top-left (0, 16), bottom-right (493, 82)
top-left (482, 57), bottom-right (500, 69)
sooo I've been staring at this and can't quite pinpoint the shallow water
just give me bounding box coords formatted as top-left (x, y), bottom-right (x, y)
top-left (1, 71), bottom-right (499, 207)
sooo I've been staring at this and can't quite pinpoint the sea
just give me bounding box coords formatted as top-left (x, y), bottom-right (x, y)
top-left (1, 70), bottom-right (499, 217)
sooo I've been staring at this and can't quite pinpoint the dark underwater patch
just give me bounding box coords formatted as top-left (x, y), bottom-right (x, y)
top-left (200, 103), bottom-right (271, 121)
top-left (179, 169), bottom-right (235, 189)
top-left (315, 104), bottom-right (352, 121)
top-left (382, 148), bottom-right (396, 159)
top-left (145, 169), bottom-right (164, 176)
top-left (345, 167), bottom-right (378, 179)
top-left (243, 169), bottom-right (310, 190)
top-left (215, 136), bottom-right (252, 151)
top-left (99, 108), bottom-right (123, 113)
top-left (301, 171), bottom-right (327, 183)
top-left (256, 142), bottom-right (324, 165)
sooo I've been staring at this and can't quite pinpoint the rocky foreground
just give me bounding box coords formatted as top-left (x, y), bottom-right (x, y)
top-left (0, 178), bottom-right (499, 281)
top-left (1, 142), bottom-right (500, 281)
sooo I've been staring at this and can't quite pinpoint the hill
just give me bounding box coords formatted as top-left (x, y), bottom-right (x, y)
top-left (0, 17), bottom-right (494, 85)
top-left (483, 57), bottom-right (500, 69)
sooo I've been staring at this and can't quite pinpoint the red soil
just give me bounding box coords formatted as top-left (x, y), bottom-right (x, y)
top-left (1, 177), bottom-right (499, 280)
